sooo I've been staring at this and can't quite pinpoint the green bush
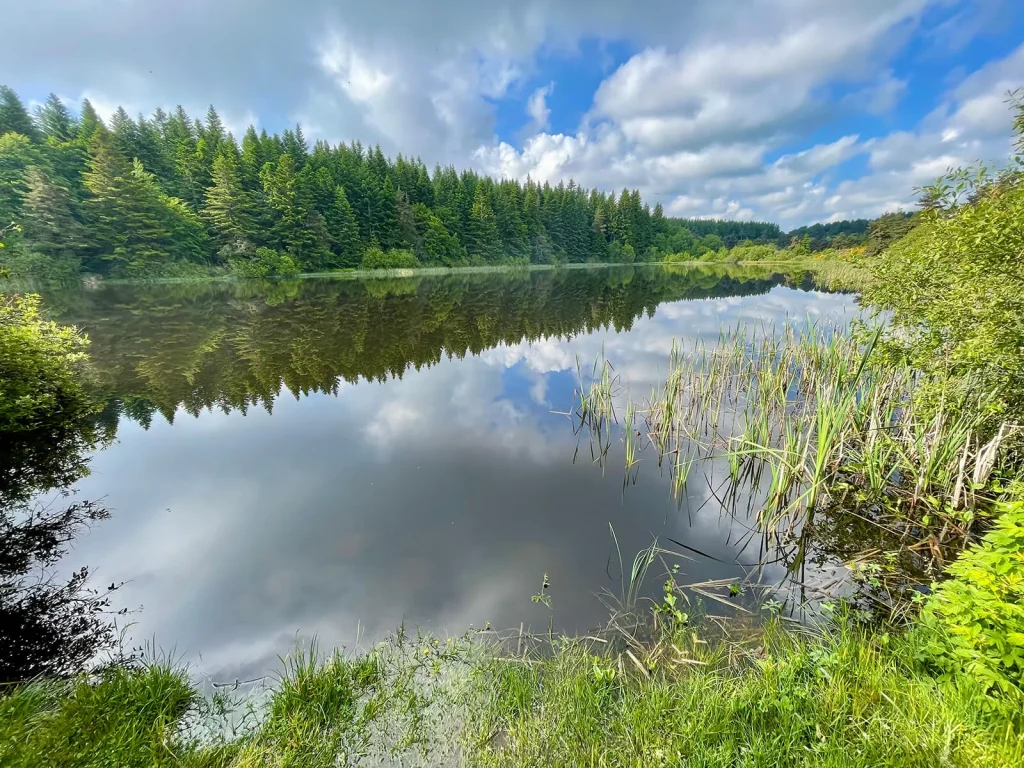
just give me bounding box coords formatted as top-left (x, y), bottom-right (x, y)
top-left (229, 246), bottom-right (300, 278)
top-left (729, 243), bottom-right (780, 262)
top-left (917, 500), bottom-right (1024, 697)
top-left (0, 247), bottom-right (81, 284)
top-left (867, 98), bottom-right (1024, 416)
top-left (0, 294), bottom-right (92, 434)
top-left (662, 251), bottom-right (693, 264)
top-left (360, 247), bottom-right (420, 270)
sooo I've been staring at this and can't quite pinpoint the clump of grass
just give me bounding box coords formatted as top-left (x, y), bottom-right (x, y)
top-left (467, 619), bottom-right (1024, 767)
top-left (0, 662), bottom-right (198, 767)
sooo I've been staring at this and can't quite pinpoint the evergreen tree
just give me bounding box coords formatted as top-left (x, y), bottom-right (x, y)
top-left (260, 153), bottom-right (329, 268)
top-left (203, 150), bottom-right (254, 247)
top-left (37, 94), bottom-right (76, 142)
top-left (327, 186), bottom-right (362, 268)
top-left (0, 132), bottom-right (41, 224)
top-left (395, 188), bottom-right (421, 256)
top-left (83, 134), bottom-right (190, 272)
top-left (466, 184), bottom-right (502, 262)
top-left (164, 106), bottom-right (204, 209)
top-left (374, 176), bottom-right (400, 248)
top-left (0, 85), bottom-right (38, 140)
top-left (20, 168), bottom-right (87, 259)
top-left (77, 99), bottom-right (102, 143)
top-left (414, 203), bottom-right (465, 265)
top-left (240, 126), bottom-right (265, 191)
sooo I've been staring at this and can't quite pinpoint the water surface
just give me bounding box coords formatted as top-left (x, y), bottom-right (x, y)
top-left (42, 266), bottom-right (859, 683)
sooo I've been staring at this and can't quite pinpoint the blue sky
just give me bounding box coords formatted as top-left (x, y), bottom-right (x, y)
top-left (2, 0), bottom-right (1023, 228)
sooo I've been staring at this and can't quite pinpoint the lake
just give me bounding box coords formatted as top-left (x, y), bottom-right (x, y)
top-left (40, 265), bottom-right (860, 685)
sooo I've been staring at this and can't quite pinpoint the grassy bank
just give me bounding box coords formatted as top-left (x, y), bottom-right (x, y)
top-left (2, 616), bottom-right (1022, 767)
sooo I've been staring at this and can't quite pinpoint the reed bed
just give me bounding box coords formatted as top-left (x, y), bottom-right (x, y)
top-left (572, 322), bottom-right (1015, 559)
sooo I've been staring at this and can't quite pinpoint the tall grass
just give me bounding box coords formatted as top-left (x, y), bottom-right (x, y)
top-left (574, 322), bottom-right (1015, 563)
top-left (469, 619), bottom-right (1024, 768)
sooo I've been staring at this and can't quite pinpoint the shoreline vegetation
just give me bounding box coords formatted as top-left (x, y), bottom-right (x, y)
top-left (1, 94), bottom-right (1024, 765)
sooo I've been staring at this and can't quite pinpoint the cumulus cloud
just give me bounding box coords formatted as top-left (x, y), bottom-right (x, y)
top-left (525, 82), bottom-right (555, 133)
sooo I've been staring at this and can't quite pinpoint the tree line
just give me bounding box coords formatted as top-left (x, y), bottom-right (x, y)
top-left (1, 85), bottom-right (898, 280)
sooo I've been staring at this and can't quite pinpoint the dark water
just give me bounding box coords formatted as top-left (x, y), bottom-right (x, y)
top-left (38, 265), bottom-right (859, 683)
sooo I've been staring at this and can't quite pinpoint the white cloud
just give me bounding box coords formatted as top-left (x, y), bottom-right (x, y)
top-left (525, 82), bottom-right (555, 133)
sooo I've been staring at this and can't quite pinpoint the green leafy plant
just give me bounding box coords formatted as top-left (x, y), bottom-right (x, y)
top-left (917, 500), bottom-right (1024, 697)
top-left (360, 247), bottom-right (420, 270)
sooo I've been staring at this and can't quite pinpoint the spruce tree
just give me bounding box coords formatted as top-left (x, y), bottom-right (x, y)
top-left (83, 134), bottom-right (172, 271)
top-left (37, 94), bottom-right (76, 142)
top-left (0, 85), bottom-right (38, 140)
top-left (77, 99), bottom-right (103, 143)
top-left (466, 184), bottom-right (502, 262)
top-left (327, 186), bottom-right (362, 268)
top-left (20, 168), bottom-right (87, 259)
top-left (0, 132), bottom-right (40, 224)
top-left (203, 151), bottom-right (254, 247)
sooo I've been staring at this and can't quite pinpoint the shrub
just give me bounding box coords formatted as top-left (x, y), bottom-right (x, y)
top-left (729, 243), bottom-right (780, 262)
top-left (360, 247), bottom-right (419, 270)
top-left (0, 293), bottom-right (91, 434)
top-left (917, 500), bottom-right (1024, 697)
top-left (662, 251), bottom-right (693, 264)
top-left (0, 247), bottom-right (81, 284)
top-left (229, 246), bottom-right (300, 278)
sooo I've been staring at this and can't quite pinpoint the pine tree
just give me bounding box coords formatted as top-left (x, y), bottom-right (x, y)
top-left (466, 184), bottom-right (502, 262)
top-left (0, 85), bottom-right (38, 140)
top-left (326, 186), bottom-right (362, 268)
top-left (83, 134), bottom-right (175, 271)
top-left (20, 168), bottom-right (87, 259)
top-left (37, 94), bottom-right (76, 142)
top-left (203, 150), bottom-right (254, 247)
top-left (77, 99), bottom-right (103, 143)
top-left (0, 132), bottom-right (41, 224)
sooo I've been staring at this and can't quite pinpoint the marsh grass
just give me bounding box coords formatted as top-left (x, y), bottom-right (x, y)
top-left (573, 323), bottom-right (1016, 575)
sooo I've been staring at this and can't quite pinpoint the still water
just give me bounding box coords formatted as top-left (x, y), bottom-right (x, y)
top-left (42, 265), bottom-right (859, 683)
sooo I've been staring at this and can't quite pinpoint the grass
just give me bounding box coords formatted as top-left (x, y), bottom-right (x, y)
top-left (2, 618), bottom-right (1021, 767)
top-left (573, 322), bottom-right (1016, 584)
top-left (470, 620), bottom-right (1024, 767)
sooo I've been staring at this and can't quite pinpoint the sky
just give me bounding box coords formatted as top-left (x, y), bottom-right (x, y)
top-left (3, 0), bottom-right (1024, 228)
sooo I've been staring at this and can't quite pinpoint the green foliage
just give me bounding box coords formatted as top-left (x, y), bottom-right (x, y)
top-left (728, 242), bottom-right (780, 261)
top-left (0, 247), bottom-right (81, 284)
top-left (471, 623), bottom-right (1022, 767)
top-left (228, 245), bottom-right (300, 278)
top-left (0, 664), bottom-right (198, 768)
top-left (360, 246), bottom-right (420, 270)
top-left (865, 211), bottom-right (918, 257)
top-left (0, 293), bottom-right (91, 434)
top-left (866, 97), bottom-right (1024, 415)
top-left (918, 500), bottom-right (1024, 697)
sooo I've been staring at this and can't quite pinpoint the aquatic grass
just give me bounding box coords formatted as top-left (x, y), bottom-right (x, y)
top-left (571, 322), bottom-right (1018, 568)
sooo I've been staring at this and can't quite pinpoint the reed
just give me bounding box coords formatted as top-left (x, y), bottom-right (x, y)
top-left (573, 322), bottom-right (1016, 557)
